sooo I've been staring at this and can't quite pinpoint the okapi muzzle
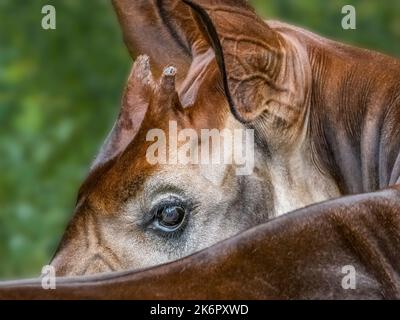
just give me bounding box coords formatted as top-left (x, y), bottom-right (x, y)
top-left (3, 0), bottom-right (399, 299)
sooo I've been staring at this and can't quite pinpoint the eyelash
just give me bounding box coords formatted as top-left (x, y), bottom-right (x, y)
top-left (153, 219), bottom-right (188, 239)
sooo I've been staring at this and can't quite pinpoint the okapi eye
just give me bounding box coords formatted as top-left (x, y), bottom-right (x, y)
top-left (155, 205), bottom-right (186, 231)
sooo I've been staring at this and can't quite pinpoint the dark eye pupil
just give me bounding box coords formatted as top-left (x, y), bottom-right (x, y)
top-left (157, 206), bottom-right (185, 228)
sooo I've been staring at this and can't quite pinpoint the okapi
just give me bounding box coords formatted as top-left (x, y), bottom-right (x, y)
top-left (1, 0), bottom-right (400, 299)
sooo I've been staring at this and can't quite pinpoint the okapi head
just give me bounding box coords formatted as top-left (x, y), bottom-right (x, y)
top-left (51, 0), bottom-right (341, 276)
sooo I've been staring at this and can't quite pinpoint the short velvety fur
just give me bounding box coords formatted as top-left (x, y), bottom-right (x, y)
top-left (1, 0), bottom-right (399, 299)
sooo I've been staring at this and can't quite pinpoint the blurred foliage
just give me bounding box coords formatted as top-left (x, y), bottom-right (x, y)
top-left (0, 0), bottom-right (399, 280)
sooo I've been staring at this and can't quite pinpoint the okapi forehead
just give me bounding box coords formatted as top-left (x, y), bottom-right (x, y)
top-left (78, 91), bottom-right (231, 216)
top-left (77, 125), bottom-right (225, 216)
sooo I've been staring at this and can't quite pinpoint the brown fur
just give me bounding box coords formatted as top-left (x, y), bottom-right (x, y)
top-left (1, 0), bottom-right (399, 299)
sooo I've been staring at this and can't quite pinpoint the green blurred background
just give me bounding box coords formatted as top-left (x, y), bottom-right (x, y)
top-left (0, 0), bottom-right (399, 280)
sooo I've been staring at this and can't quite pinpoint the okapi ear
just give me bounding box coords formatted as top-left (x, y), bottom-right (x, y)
top-left (183, 0), bottom-right (309, 126)
top-left (92, 56), bottom-right (154, 169)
